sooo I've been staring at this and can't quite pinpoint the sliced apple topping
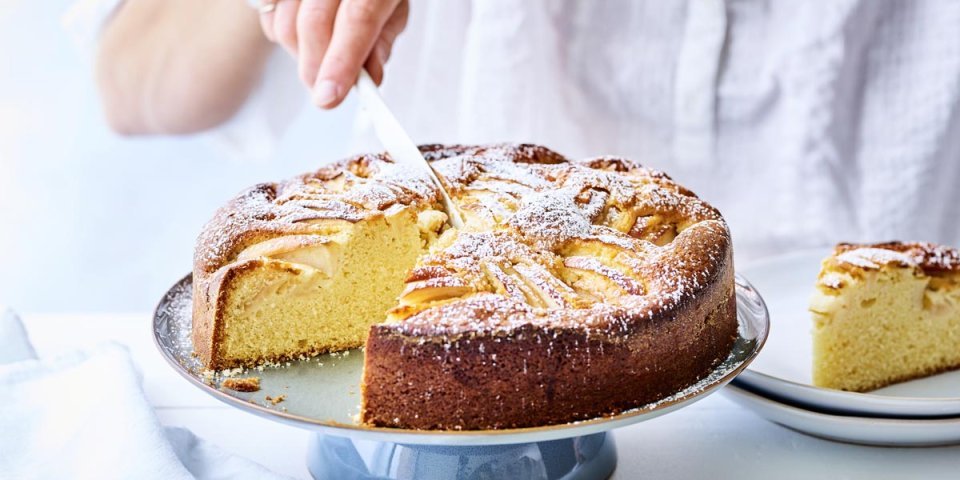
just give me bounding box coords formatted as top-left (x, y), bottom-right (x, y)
top-left (511, 263), bottom-right (577, 308)
top-left (274, 245), bottom-right (342, 277)
top-left (562, 256), bottom-right (645, 296)
top-left (480, 260), bottom-right (544, 307)
top-left (398, 276), bottom-right (474, 306)
top-left (458, 188), bottom-right (518, 226)
top-left (561, 232), bottom-right (638, 262)
top-left (458, 202), bottom-right (498, 230)
top-left (236, 235), bottom-right (342, 277)
top-left (598, 205), bottom-right (640, 233)
top-left (322, 172), bottom-right (349, 192)
top-left (628, 215), bottom-right (677, 246)
top-left (417, 209), bottom-right (448, 245)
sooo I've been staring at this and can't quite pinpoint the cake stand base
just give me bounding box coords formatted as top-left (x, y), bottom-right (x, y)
top-left (306, 431), bottom-right (617, 480)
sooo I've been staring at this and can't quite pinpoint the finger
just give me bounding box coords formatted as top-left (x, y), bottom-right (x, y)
top-left (364, 51), bottom-right (384, 86)
top-left (259, 2), bottom-right (277, 41)
top-left (313, 0), bottom-right (400, 108)
top-left (381, 0), bottom-right (408, 41)
top-left (364, 58), bottom-right (384, 86)
top-left (364, 36), bottom-right (391, 85)
top-left (297, 0), bottom-right (339, 88)
top-left (272, 0), bottom-right (300, 56)
top-left (363, 3), bottom-right (406, 86)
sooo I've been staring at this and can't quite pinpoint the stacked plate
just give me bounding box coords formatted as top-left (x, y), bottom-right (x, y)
top-left (725, 250), bottom-right (960, 447)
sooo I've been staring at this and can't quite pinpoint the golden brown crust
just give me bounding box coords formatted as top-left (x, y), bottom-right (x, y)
top-left (193, 258), bottom-right (284, 369)
top-left (362, 251), bottom-right (736, 429)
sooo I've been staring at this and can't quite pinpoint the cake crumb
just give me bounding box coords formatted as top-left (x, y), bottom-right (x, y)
top-left (222, 377), bottom-right (261, 392)
top-left (265, 394), bottom-right (286, 405)
top-left (220, 367), bottom-right (246, 378)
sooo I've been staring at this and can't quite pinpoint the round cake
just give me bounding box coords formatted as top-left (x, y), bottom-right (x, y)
top-left (193, 144), bottom-right (738, 430)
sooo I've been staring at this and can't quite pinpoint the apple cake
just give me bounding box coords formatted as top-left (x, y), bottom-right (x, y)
top-left (810, 242), bottom-right (960, 392)
top-left (193, 144), bottom-right (738, 429)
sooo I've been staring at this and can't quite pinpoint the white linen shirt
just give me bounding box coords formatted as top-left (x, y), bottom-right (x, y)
top-left (67, 0), bottom-right (960, 261)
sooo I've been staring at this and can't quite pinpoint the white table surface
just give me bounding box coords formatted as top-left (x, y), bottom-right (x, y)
top-left (22, 313), bottom-right (960, 480)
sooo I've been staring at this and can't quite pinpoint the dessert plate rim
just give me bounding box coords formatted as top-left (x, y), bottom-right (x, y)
top-left (722, 382), bottom-right (960, 447)
top-left (738, 249), bottom-right (960, 419)
top-left (153, 273), bottom-right (768, 445)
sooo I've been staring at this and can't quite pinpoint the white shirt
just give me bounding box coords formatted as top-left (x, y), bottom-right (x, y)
top-left (67, 0), bottom-right (960, 262)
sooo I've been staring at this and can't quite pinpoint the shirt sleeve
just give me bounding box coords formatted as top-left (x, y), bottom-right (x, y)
top-left (209, 49), bottom-right (307, 164)
top-left (61, 0), bottom-right (126, 58)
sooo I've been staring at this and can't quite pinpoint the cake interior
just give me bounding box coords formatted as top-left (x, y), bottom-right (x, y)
top-left (810, 255), bottom-right (960, 392)
top-left (215, 209), bottom-right (439, 365)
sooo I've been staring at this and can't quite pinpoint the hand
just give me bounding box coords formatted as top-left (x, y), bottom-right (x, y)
top-left (259, 0), bottom-right (409, 109)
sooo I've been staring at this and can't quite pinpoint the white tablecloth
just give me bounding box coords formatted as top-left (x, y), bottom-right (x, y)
top-left (21, 313), bottom-right (960, 479)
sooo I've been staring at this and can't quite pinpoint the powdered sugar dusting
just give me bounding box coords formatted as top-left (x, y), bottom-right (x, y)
top-left (507, 189), bottom-right (593, 250)
top-left (891, 242), bottom-right (960, 272)
top-left (198, 144), bottom-right (731, 340)
top-left (195, 155), bottom-right (442, 273)
top-left (833, 241), bottom-right (960, 274)
top-left (378, 145), bottom-right (730, 337)
top-left (836, 248), bottom-right (917, 270)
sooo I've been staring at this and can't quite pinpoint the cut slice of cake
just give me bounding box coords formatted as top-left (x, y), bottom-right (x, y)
top-left (192, 163), bottom-right (449, 369)
top-left (809, 242), bottom-right (960, 392)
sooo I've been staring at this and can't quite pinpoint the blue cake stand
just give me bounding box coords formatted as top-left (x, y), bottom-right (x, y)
top-left (154, 274), bottom-right (768, 480)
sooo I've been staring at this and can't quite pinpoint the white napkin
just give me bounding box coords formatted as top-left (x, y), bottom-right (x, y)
top-left (0, 307), bottom-right (36, 363)
top-left (0, 307), bottom-right (290, 480)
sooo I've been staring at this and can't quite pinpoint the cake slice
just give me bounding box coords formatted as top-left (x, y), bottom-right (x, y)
top-left (191, 162), bottom-right (449, 370)
top-left (809, 242), bottom-right (960, 392)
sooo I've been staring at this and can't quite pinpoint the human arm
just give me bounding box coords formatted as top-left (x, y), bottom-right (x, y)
top-left (95, 0), bottom-right (274, 135)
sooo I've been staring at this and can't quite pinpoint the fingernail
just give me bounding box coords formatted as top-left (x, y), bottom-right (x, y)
top-left (313, 80), bottom-right (341, 107)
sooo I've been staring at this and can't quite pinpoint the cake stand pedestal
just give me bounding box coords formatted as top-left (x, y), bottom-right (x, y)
top-left (154, 274), bottom-right (768, 480)
top-left (306, 432), bottom-right (615, 480)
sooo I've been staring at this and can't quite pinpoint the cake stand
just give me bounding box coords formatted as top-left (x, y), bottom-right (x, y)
top-left (154, 274), bottom-right (769, 480)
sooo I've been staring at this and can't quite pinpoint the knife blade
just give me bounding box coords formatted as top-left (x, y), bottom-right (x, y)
top-left (355, 70), bottom-right (464, 228)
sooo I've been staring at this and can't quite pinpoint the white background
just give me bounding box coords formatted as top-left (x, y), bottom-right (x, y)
top-left (0, 0), bottom-right (357, 313)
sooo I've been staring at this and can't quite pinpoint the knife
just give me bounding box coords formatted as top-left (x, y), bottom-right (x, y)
top-left (355, 70), bottom-right (464, 229)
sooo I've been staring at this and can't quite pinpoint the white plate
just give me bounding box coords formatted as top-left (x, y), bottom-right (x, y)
top-left (736, 249), bottom-right (960, 418)
top-left (723, 384), bottom-right (960, 447)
